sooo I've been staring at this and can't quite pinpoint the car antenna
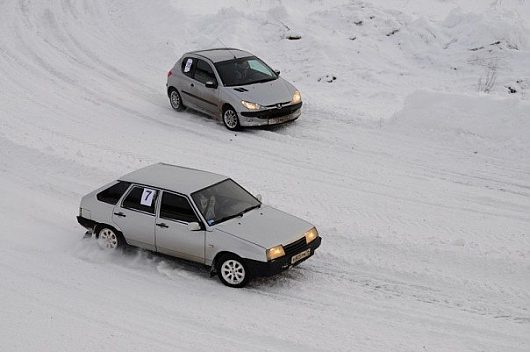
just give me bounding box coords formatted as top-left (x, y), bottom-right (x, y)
top-left (216, 38), bottom-right (237, 59)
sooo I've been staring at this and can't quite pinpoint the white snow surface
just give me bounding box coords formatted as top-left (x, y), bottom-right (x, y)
top-left (1, 0), bottom-right (529, 351)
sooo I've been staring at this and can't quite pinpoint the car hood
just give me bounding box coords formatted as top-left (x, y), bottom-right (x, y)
top-left (215, 205), bottom-right (313, 249)
top-left (231, 78), bottom-right (295, 106)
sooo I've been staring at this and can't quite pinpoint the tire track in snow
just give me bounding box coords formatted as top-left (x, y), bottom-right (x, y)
top-left (1, 1), bottom-right (529, 351)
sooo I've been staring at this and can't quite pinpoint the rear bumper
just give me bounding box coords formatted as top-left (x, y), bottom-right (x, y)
top-left (245, 236), bottom-right (322, 277)
top-left (77, 216), bottom-right (97, 230)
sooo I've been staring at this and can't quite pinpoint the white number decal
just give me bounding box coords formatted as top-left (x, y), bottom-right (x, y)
top-left (140, 188), bottom-right (155, 206)
top-left (184, 58), bottom-right (193, 73)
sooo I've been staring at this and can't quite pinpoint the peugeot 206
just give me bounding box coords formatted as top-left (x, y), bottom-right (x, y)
top-left (166, 48), bottom-right (302, 130)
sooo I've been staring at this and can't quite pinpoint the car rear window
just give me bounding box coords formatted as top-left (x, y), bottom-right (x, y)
top-left (96, 181), bottom-right (131, 205)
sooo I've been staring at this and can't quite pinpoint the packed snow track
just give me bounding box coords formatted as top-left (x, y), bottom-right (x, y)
top-left (1, 0), bottom-right (529, 351)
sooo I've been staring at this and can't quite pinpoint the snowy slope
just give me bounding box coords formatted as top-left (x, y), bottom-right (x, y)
top-left (0, 0), bottom-right (529, 351)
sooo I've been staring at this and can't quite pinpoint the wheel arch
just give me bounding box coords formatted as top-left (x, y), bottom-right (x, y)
top-left (211, 250), bottom-right (239, 271)
top-left (167, 86), bottom-right (177, 97)
top-left (221, 103), bottom-right (235, 114)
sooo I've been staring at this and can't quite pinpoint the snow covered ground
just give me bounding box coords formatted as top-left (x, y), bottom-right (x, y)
top-left (1, 0), bottom-right (529, 351)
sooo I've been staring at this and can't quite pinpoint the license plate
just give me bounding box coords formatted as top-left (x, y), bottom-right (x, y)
top-left (291, 248), bottom-right (311, 264)
top-left (269, 116), bottom-right (290, 125)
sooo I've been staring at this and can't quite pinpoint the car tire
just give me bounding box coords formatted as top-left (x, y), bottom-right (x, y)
top-left (96, 226), bottom-right (125, 251)
top-left (216, 253), bottom-right (250, 288)
top-left (169, 88), bottom-right (185, 111)
top-left (222, 106), bottom-right (241, 131)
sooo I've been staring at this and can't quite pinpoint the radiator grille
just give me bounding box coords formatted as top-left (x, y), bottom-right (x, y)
top-left (283, 237), bottom-right (307, 256)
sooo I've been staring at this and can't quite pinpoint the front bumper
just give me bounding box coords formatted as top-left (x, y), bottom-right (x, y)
top-left (245, 236), bottom-right (322, 277)
top-left (239, 102), bottom-right (302, 127)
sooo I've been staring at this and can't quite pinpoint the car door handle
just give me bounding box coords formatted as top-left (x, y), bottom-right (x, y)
top-left (156, 223), bottom-right (168, 228)
top-left (113, 212), bottom-right (126, 217)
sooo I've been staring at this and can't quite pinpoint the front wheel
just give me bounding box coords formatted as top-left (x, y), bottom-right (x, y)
top-left (222, 107), bottom-right (241, 131)
top-left (217, 254), bottom-right (250, 288)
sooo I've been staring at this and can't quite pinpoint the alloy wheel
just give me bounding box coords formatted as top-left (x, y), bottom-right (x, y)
top-left (170, 90), bottom-right (181, 109)
top-left (98, 228), bottom-right (118, 250)
top-left (220, 259), bottom-right (246, 285)
top-left (223, 109), bottom-right (238, 130)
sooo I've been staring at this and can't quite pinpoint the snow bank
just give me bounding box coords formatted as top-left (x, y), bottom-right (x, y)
top-left (388, 91), bottom-right (530, 157)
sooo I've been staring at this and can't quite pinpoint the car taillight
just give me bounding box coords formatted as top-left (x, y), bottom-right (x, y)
top-left (167, 70), bottom-right (173, 77)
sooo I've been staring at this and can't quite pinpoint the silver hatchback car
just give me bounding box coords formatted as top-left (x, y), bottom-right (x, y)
top-left (77, 163), bottom-right (321, 288)
top-left (166, 48), bottom-right (302, 130)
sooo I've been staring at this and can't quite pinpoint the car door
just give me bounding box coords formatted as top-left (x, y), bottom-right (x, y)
top-left (179, 57), bottom-right (203, 110)
top-left (112, 185), bottom-right (158, 251)
top-left (155, 191), bottom-right (205, 263)
top-left (192, 59), bottom-right (221, 116)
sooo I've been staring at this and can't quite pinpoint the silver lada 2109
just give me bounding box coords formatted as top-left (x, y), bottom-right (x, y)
top-left (77, 163), bottom-right (321, 288)
top-left (166, 48), bottom-right (302, 130)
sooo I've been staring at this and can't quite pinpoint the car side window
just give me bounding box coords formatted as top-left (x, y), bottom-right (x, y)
top-left (181, 57), bottom-right (195, 77)
top-left (194, 59), bottom-right (217, 85)
top-left (160, 192), bottom-right (199, 223)
top-left (96, 181), bottom-right (131, 205)
top-left (122, 186), bottom-right (158, 214)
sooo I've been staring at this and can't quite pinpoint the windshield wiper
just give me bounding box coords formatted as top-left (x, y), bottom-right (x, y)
top-left (241, 204), bottom-right (261, 214)
top-left (226, 77), bottom-right (276, 87)
top-left (212, 213), bottom-right (241, 225)
top-left (211, 204), bottom-right (261, 225)
top-left (251, 77), bottom-right (277, 84)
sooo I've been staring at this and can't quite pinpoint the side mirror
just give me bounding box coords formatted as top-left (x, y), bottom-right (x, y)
top-left (205, 81), bottom-right (218, 89)
top-left (255, 194), bottom-right (263, 203)
top-left (274, 70), bottom-right (280, 76)
top-left (187, 222), bottom-right (202, 231)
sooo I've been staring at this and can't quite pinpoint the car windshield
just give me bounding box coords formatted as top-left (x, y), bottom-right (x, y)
top-left (191, 179), bottom-right (261, 226)
top-left (214, 56), bottom-right (278, 87)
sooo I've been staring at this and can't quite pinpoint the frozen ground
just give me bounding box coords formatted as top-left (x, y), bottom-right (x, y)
top-left (0, 0), bottom-right (529, 351)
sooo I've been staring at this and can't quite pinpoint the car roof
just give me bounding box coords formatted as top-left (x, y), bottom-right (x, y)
top-left (187, 48), bottom-right (253, 63)
top-left (119, 163), bottom-right (227, 195)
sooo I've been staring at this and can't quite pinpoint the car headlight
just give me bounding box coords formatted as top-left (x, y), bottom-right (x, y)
top-left (266, 245), bottom-right (285, 261)
top-left (291, 90), bottom-right (302, 104)
top-left (305, 227), bottom-right (318, 244)
top-left (241, 100), bottom-right (261, 110)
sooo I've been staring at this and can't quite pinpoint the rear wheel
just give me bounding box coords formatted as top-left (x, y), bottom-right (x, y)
top-left (222, 106), bottom-right (240, 131)
top-left (169, 88), bottom-right (185, 111)
top-left (216, 254), bottom-right (250, 288)
top-left (97, 226), bottom-right (124, 251)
